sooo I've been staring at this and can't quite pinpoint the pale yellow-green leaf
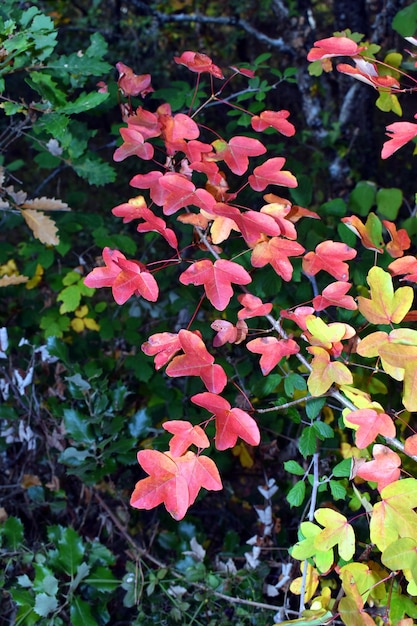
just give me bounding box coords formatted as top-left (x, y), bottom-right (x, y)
top-left (21, 209), bottom-right (59, 245)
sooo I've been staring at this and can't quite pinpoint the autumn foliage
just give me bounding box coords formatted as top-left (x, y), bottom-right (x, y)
top-left (83, 31), bottom-right (417, 625)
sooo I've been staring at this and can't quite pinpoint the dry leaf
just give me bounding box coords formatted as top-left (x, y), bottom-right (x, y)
top-left (21, 209), bottom-right (59, 245)
top-left (22, 196), bottom-right (70, 211)
top-left (0, 274), bottom-right (28, 286)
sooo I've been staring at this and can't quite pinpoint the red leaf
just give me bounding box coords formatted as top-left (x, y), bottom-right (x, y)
top-left (112, 197), bottom-right (178, 248)
top-left (248, 157), bottom-right (298, 191)
top-left (251, 110), bottom-right (296, 137)
top-left (237, 293), bottom-right (273, 319)
top-left (129, 170), bottom-right (167, 206)
top-left (210, 203), bottom-right (280, 246)
top-left (191, 392), bottom-right (260, 450)
top-left (113, 126), bottom-right (154, 162)
top-left (111, 257), bottom-right (159, 304)
top-left (211, 319), bottom-right (248, 346)
top-left (125, 106), bottom-right (161, 139)
top-left (163, 420), bottom-right (210, 456)
top-left (280, 306), bottom-right (315, 331)
top-left (246, 336), bottom-right (299, 375)
top-left (84, 247), bottom-right (125, 289)
top-left (389, 255), bottom-right (417, 282)
top-left (159, 173), bottom-right (216, 215)
top-left (353, 444), bottom-right (401, 492)
top-left (174, 51), bottom-right (224, 79)
top-left (307, 36), bottom-right (361, 61)
top-left (312, 282), bottom-right (357, 312)
top-left (166, 329), bottom-right (227, 393)
top-left (211, 137), bottom-right (266, 175)
top-left (344, 409), bottom-right (396, 449)
top-left (179, 259), bottom-right (252, 311)
top-left (303, 241), bottom-right (357, 281)
top-left (381, 115), bottom-right (417, 159)
top-left (116, 62), bottom-right (154, 97)
top-left (131, 449), bottom-right (222, 520)
top-left (383, 220), bottom-right (411, 259)
top-left (337, 59), bottom-right (400, 90)
top-left (251, 237), bottom-right (305, 281)
top-left (141, 332), bottom-right (182, 369)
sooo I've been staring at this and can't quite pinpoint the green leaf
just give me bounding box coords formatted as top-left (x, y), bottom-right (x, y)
top-left (298, 426), bottom-right (317, 457)
top-left (56, 527), bottom-right (85, 576)
top-left (284, 373), bottom-right (307, 396)
top-left (332, 458), bottom-right (352, 477)
top-left (63, 408), bottom-right (95, 444)
top-left (305, 397), bottom-right (326, 420)
top-left (73, 158), bottom-right (116, 186)
top-left (329, 479), bottom-right (347, 501)
top-left (85, 566), bottom-right (119, 591)
top-left (287, 481), bottom-right (306, 507)
top-left (376, 187), bottom-right (403, 220)
top-left (33, 593), bottom-right (58, 617)
top-left (349, 180), bottom-right (377, 216)
top-left (59, 91), bottom-right (108, 115)
top-left (2, 516), bottom-right (24, 549)
top-left (57, 284), bottom-right (81, 313)
top-left (312, 421), bottom-right (334, 441)
top-left (393, 3), bottom-right (417, 36)
top-left (70, 596), bottom-right (98, 626)
top-left (284, 460), bottom-right (305, 476)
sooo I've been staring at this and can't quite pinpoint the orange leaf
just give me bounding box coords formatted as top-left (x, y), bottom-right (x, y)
top-left (352, 444), bottom-right (401, 492)
top-left (344, 409), bottom-right (395, 448)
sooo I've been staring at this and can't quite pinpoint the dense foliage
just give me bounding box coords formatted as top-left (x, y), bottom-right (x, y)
top-left (2, 1), bottom-right (417, 625)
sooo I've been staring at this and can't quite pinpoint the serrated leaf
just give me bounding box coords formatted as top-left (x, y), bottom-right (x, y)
top-left (298, 426), bottom-right (317, 457)
top-left (73, 158), bottom-right (116, 186)
top-left (33, 593), bottom-right (58, 617)
top-left (287, 481), bottom-right (306, 507)
top-left (63, 408), bottom-right (95, 443)
top-left (21, 209), bottom-right (59, 245)
top-left (2, 516), bottom-right (24, 549)
top-left (22, 197), bottom-right (70, 211)
top-left (329, 479), bottom-right (347, 501)
top-left (57, 284), bottom-right (81, 313)
top-left (59, 91), bottom-right (108, 115)
top-left (284, 460), bottom-right (305, 476)
top-left (312, 421), bottom-right (334, 440)
top-left (332, 459), bottom-right (352, 477)
top-left (70, 596), bottom-right (98, 626)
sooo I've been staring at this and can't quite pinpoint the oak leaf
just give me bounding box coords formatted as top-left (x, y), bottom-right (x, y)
top-left (21, 209), bottom-right (59, 245)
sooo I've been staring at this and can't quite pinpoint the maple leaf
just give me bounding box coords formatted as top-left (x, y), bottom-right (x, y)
top-left (173, 51), bottom-right (224, 79)
top-left (110, 257), bottom-right (159, 305)
top-left (381, 114), bottom-right (417, 159)
top-left (312, 281), bottom-right (357, 312)
top-left (357, 266), bottom-right (413, 325)
top-left (158, 173), bottom-right (216, 215)
top-left (302, 241), bottom-right (357, 281)
top-left (211, 137), bottom-right (266, 175)
top-left (113, 126), bottom-right (154, 162)
top-left (251, 236), bottom-right (305, 281)
top-left (251, 110), bottom-right (296, 136)
top-left (237, 293), bottom-right (273, 319)
top-left (370, 478), bottom-right (417, 551)
top-left (116, 62), bottom-right (153, 97)
top-left (291, 521), bottom-right (334, 574)
top-left (259, 201), bottom-right (297, 239)
top-left (141, 331), bottom-right (182, 369)
top-left (352, 444), bottom-right (401, 492)
top-left (191, 391), bottom-right (260, 450)
top-left (307, 346), bottom-right (353, 396)
top-left (248, 157), bottom-right (298, 191)
top-left (166, 329), bottom-right (227, 394)
top-left (125, 106), bottom-right (161, 139)
top-left (341, 213), bottom-right (384, 252)
top-left (129, 170), bottom-right (168, 206)
top-left (210, 202), bottom-right (280, 246)
top-left (378, 340), bottom-right (417, 412)
top-left (344, 408), bottom-right (396, 448)
top-left (84, 247), bottom-right (125, 289)
top-left (112, 197), bottom-right (178, 248)
top-left (307, 36), bottom-right (361, 61)
top-left (383, 220), bottom-right (411, 259)
top-left (211, 319), bottom-right (248, 346)
top-left (280, 306), bottom-right (315, 331)
top-left (130, 449), bottom-right (222, 520)
top-left (389, 255), bottom-right (417, 282)
top-left (314, 508), bottom-right (355, 561)
top-left (337, 59), bottom-right (400, 90)
top-left (179, 259), bottom-right (252, 311)
top-left (21, 209), bottom-right (59, 245)
top-left (162, 420), bottom-right (210, 456)
top-left (304, 315), bottom-right (355, 353)
top-left (246, 337), bottom-right (299, 375)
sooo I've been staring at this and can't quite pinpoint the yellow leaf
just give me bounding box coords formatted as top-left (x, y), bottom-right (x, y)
top-left (21, 209), bottom-right (59, 245)
top-left (290, 562), bottom-right (319, 602)
top-left (307, 347), bottom-right (352, 396)
top-left (357, 266), bottom-right (413, 325)
top-left (314, 508), bottom-right (355, 561)
top-left (231, 441), bottom-right (254, 467)
top-left (22, 196), bottom-right (70, 211)
top-left (26, 264), bottom-right (44, 289)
